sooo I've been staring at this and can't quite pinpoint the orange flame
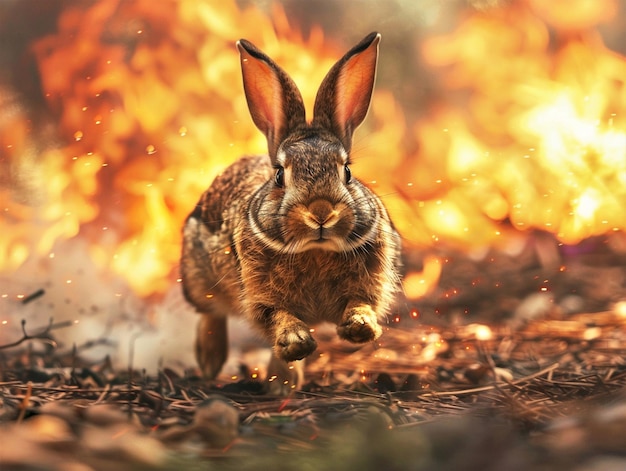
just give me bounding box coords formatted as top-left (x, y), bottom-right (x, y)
top-left (2, 0), bottom-right (625, 301)
top-left (0, 0), bottom-right (404, 297)
top-left (399, 0), bottom-right (626, 249)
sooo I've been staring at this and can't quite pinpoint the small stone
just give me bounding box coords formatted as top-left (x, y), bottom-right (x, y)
top-left (82, 423), bottom-right (167, 466)
top-left (192, 396), bottom-right (240, 447)
top-left (24, 414), bottom-right (75, 447)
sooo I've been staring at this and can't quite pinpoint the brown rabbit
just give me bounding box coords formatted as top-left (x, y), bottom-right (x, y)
top-left (180, 32), bottom-right (402, 382)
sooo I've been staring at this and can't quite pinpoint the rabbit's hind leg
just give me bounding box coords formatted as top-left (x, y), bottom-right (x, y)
top-left (195, 314), bottom-right (228, 379)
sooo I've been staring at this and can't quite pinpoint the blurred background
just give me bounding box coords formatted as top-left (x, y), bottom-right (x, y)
top-left (1, 0), bottom-right (625, 373)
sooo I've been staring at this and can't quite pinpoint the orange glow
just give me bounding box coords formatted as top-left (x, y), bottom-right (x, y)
top-left (403, 256), bottom-right (442, 299)
top-left (408, 0), bottom-right (626, 249)
top-left (1, 0), bottom-right (625, 300)
top-left (0, 0), bottom-right (404, 297)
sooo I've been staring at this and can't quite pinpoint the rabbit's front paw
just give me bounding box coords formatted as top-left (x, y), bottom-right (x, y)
top-left (275, 323), bottom-right (317, 362)
top-left (337, 304), bottom-right (382, 344)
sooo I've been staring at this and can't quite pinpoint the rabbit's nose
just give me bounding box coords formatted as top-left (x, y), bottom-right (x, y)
top-left (305, 200), bottom-right (339, 228)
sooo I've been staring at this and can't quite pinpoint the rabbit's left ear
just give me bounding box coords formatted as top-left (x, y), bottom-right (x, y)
top-left (313, 32), bottom-right (380, 153)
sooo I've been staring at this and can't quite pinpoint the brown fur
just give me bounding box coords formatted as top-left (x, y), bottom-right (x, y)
top-left (180, 33), bottom-right (402, 380)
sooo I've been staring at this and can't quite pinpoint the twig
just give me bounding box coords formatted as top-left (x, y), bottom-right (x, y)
top-left (0, 318), bottom-right (74, 350)
top-left (419, 362), bottom-right (560, 398)
top-left (126, 332), bottom-right (142, 420)
top-left (17, 381), bottom-right (33, 424)
top-left (21, 288), bottom-right (45, 305)
top-left (93, 383), bottom-right (112, 405)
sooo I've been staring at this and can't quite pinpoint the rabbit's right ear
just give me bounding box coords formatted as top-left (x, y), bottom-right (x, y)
top-left (237, 40), bottom-right (306, 162)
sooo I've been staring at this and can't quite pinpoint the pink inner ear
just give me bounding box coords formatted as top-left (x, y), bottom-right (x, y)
top-left (240, 49), bottom-right (285, 138)
top-left (335, 44), bottom-right (378, 130)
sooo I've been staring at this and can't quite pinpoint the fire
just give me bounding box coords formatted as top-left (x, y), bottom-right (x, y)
top-left (405, 0), bottom-right (626, 248)
top-left (1, 0), bottom-right (404, 297)
top-left (1, 0), bottom-right (625, 301)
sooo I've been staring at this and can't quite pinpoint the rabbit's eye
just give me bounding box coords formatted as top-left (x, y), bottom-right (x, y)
top-left (274, 166), bottom-right (285, 188)
top-left (344, 164), bottom-right (352, 184)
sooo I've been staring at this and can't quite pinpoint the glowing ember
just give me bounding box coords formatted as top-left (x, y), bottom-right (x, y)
top-left (614, 301), bottom-right (626, 318)
top-left (473, 324), bottom-right (493, 341)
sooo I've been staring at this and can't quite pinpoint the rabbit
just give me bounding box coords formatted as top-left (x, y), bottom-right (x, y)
top-left (180, 32), bottom-right (402, 383)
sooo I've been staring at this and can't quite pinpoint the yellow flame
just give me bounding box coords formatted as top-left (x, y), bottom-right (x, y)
top-left (402, 256), bottom-right (442, 299)
top-left (1, 0), bottom-right (405, 297)
top-left (406, 0), bottom-right (626, 248)
top-left (2, 0), bottom-right (625, 299)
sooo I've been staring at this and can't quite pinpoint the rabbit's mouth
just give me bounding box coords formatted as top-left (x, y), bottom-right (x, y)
top-left (296, 227), bottom-right (375, 253)
top-left (304, 237), bottom-right (342, 251)
top-left (281, 231), bottom-right (348, 254)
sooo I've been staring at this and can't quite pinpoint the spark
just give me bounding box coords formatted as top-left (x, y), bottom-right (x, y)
top-left (614, 301), bottom-right (626, 318)
top-left (474, 324), bottom-right (492, 341)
